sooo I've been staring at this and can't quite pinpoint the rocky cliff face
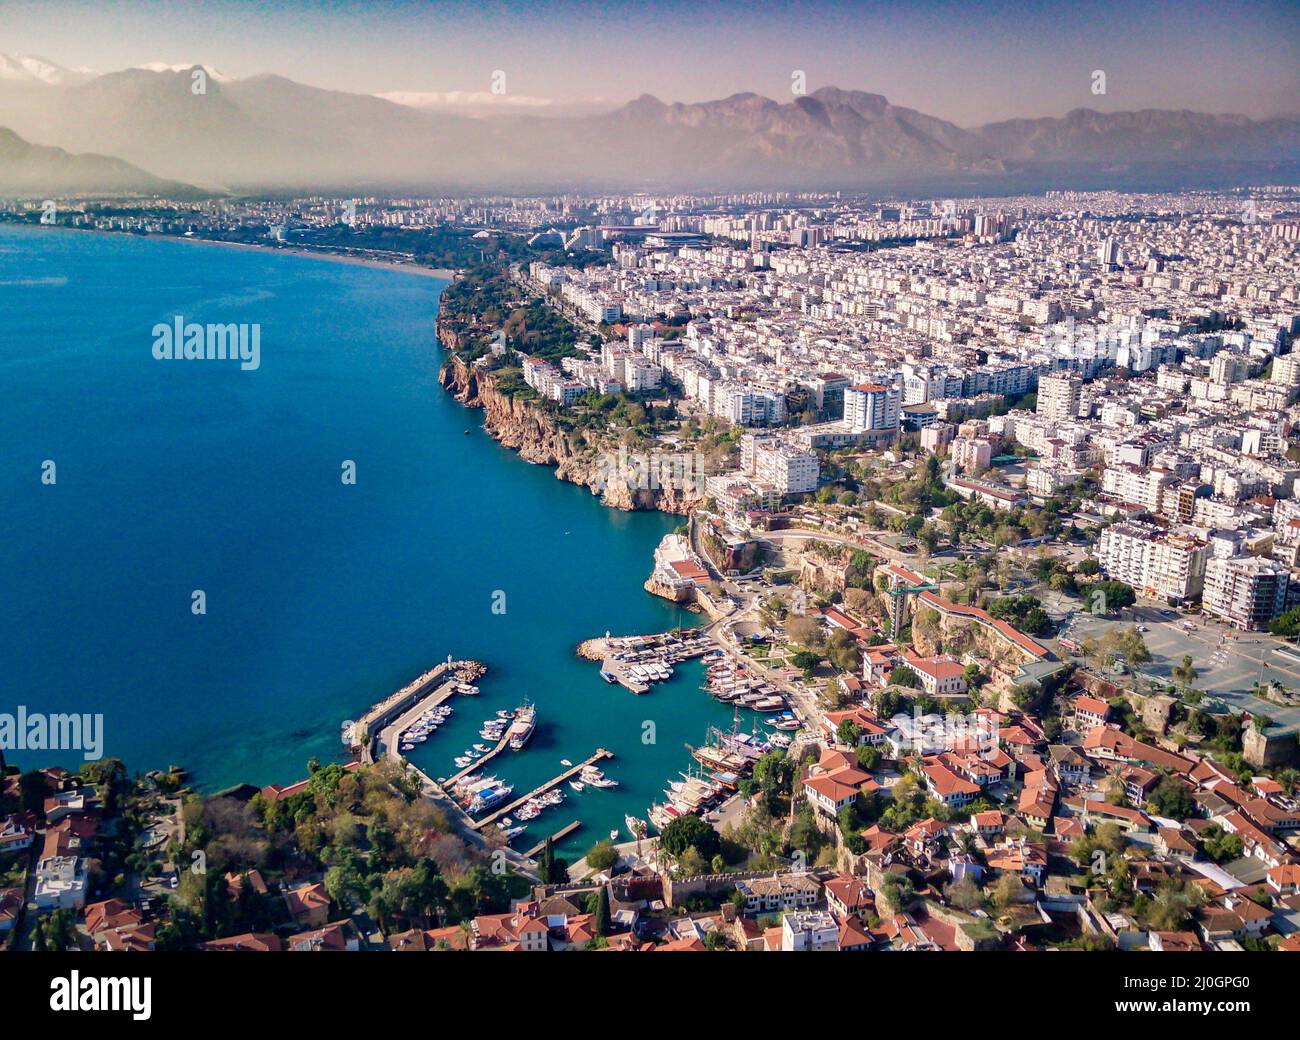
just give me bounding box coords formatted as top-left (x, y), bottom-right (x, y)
top-left (438, 348), bottom-right (702, 516)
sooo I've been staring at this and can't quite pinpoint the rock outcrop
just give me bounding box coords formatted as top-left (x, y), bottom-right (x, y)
top-left (438, 346), bottom-right (703, 516)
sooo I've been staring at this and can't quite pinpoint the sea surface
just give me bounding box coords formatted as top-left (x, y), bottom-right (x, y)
top-left (0, 224), bottom-right (752, 859)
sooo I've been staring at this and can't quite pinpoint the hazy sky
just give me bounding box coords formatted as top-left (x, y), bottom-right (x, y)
top-left (3, 0), bottom-right (1297, 123)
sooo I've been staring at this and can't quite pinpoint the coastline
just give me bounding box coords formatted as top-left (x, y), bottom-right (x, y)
top-left (12, 221), bottom-right (455, 280)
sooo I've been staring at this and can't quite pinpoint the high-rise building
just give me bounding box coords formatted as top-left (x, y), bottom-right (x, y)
top-left (754, 442), bottom-right (819, 495)
top-left (1202, 555), bottom-right (1290, 630)
top-left (844, 384), bottom-right (900, 433)
top-left (1036, 373), bottom-right (1082, 424)
top-left (1096, 523), bottom-right (1208, 601)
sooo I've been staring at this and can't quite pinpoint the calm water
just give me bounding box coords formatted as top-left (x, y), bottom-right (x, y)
top-left (0, 225), bottom-right (749, 858)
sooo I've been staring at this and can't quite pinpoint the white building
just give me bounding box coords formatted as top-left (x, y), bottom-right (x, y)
top-left (754, 442), bottom-right (819, 495)
top-left (1202, 556), bottom-right (1290, 631)
top-left (844, 383), bottom-right (900, 433)
top-left (1037, 373), bottom-right (1082, 424)
top-left (1095, 522), bottom-right (1209, 601)
top-left (782, 910), bottom-right (840, 951)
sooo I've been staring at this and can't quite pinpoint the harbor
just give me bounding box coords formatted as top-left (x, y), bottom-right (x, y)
top-left (579, 628), bottom-right (715, 694)
top-left (467, 749), bottom-right (614, 831)
top-left (343, 657), bottom-right (486, 764)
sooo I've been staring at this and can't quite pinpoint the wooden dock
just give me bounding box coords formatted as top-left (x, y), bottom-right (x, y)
top-left (443, 730), bottom-right (512, 785)
top-left (524, 820), bottom-right (582, 858)
top-left (469, 749), bottom-right (613, 831)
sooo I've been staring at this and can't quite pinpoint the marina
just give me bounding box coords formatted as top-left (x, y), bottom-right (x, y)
top-left (344, 658), bottom-right (487, 764)
top-left (468, 749), bottom-right (614, 831)
top-left (581, 628), bottom-right (715, 694)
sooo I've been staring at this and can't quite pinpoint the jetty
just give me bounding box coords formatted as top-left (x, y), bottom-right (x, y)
top-left (443, 729), bottom-right (512, 785)
top-left (524, 820), bottom-right (582, 858)
top-left (469, 749), bottom-right (613, 831)
top-left (581, 628), bottom-right (714, 694)
top-left (346, 657), bottom-right (485, 764)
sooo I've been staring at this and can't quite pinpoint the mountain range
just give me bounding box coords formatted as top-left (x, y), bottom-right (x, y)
top-left (1, 54), bottom-right (1298, 195)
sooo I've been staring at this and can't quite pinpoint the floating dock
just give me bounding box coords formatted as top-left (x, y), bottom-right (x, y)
top-left (469, 749), bottom-right (613, 831)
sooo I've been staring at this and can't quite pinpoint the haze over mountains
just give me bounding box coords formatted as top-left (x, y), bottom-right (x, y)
top-left (1, 54), bottom-right (1298, 195)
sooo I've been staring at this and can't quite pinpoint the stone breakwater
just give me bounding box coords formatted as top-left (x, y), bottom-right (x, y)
top-left (436, 344), bottom-right (701, 516)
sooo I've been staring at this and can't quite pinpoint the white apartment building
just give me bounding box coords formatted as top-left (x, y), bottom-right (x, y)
top-left (754, 441), bottom-right (819, 495)
top-left (1037, 373), bottom-right (1082, 424)
top-left (1202, 555), bottom-right (1291, 631)
top-left (844, 383), bottom-right (900, 432)
top-left (34, 855), bottom-right (87, 911)
top-left (714, 385), bottom-right (785, 426)
top-left (782, 910), bottom-right (840, 951)
top-left (1096, 522), bottom-right (1209, 601)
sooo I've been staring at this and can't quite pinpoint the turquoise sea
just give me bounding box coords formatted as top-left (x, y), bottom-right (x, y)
top-left (0, 224), bottom-right (750, 859)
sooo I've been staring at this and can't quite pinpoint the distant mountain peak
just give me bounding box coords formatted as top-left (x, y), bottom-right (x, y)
top-left (0, 52), bottom-right (96, 86)
top-left (131, 62), bottom-right (231, 82)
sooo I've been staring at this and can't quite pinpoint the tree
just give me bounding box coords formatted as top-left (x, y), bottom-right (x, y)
top-left (890, 665), bottom-right (920, 688)
top-left (592, 883), bottom-right (611, 936)
top-left (879, 874), bottom-right (916, 913)
top-left (18, 770), bottom-right (51, 814)
top-left (585, 839), bottom-right (618, 874)
top-left (1148, 776), bottom-right (1195, 820)
top-left (1200, 823), bottom-right (1244, 864)
top-left (659, 813), bottom-right (721, 862)
top-left (992, 873), bottom-right (1027, 909)
top-left (945, 876), bottom-right (985, 912)
top-left (786, 615), bottom-right (824, 649)
top-left (1172, 654), bottom-right (1198, 690)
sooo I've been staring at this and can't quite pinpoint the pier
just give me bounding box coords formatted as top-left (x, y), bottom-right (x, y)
top-left (524, 820), bottom-right (582, 858)
top-left (581, 629), bottom-right (715, 695)
top-left (442, 730), bottom-right (512, 785)
top-left (469, 749), bottom-right (613, 831)
top-left (377, 680), bottom-right (460, 761)
top-left (347, 657), bottom-right (484, 764)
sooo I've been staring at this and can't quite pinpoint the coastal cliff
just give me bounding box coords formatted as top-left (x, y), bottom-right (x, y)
top-left (437, 345), bottom-right (701, 515)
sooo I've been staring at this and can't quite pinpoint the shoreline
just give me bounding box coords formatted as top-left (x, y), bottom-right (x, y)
top-left (8, 221), bottom-right (456, 280)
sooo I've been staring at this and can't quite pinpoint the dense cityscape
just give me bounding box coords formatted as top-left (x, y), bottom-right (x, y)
top-left (4, 183), bottom-right (1300, 959)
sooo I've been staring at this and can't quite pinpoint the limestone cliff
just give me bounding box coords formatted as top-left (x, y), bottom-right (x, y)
top-left (438, 347), bottom-right (702, 516)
